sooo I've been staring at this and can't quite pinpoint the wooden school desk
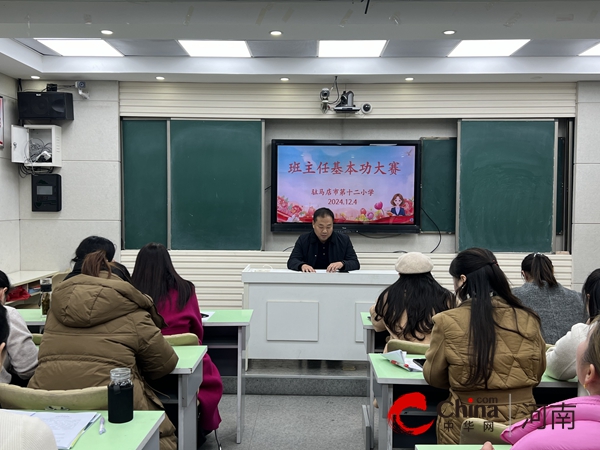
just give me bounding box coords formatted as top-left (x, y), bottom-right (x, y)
top-left (369, 353), bottom-right (577, 450)
top-left (202, 309), bottom-right (252, 444)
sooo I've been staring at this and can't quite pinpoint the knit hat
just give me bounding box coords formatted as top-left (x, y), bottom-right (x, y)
top-left (395, 252), bottom-right (433, 274)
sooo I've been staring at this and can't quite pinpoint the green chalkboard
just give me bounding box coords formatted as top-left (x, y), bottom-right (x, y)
top-left (458, 120), bottom-right (555, 252)
top-left (170, 120), bottom-right (262, 250)
top-left (122, 120), bottom-right (168, 249)
top-left (421, 138), bottom-right (457, 232)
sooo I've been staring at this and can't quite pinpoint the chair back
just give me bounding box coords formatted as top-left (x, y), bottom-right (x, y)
top-left (31, 333), bottom-right (43, 345)
top-left (386, 339), bottom-right (430, 355)
top-left (460, 417), bottom-right (508, 444)
top-left (0, 385), bottom-right (108, 410)
top-left (51, 271), bottom-right (70, 287)
top-left (164, 333), bottom-right (199, 346)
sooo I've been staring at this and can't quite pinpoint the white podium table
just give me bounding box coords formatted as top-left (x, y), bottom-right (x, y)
top-left (242, 267), bottom-right (398, 361)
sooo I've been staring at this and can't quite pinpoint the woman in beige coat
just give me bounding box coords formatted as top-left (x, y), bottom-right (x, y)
top-left (28, 250), bottom-right (179, 450)
top-left (423, 248), bottom-right (546, 445)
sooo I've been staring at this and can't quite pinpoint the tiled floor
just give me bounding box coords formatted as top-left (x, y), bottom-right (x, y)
top-left (202, 394), bottom-right (373, 450)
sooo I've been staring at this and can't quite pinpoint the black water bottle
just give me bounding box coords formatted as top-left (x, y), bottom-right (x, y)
top-left (107, 367), bottom-right (134, 423)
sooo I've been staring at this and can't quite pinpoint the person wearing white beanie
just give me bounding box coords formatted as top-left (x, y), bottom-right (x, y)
top-left (369, 252), bottom-right (455, 351)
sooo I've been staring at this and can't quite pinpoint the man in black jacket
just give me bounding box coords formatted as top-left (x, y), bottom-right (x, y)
top-left (287, 207), bottom-right (360, 272)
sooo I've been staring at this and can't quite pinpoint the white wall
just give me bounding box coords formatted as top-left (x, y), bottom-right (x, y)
top-left (0, 74), bottom-right (20, 273)
top-left (263, 118), bottom-right (458, 253)
top-left (572, 82), bottom-right (600, 292)
top-left (19, 81), bottom-right (121, 271)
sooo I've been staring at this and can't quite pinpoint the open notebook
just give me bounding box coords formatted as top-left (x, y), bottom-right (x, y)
top-left (6, 410), bottom-right (100, 449)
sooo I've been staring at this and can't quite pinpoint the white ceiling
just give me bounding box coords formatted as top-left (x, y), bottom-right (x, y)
top-left (1, 0), bottom-right (600, 83)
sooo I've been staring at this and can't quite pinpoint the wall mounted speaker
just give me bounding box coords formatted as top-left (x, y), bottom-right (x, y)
top-left (18, 92), bottom-right (74, 120)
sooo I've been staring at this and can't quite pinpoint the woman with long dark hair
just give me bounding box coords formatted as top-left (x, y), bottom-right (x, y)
top-left (547, 268), bottom-right (600, 395)
top-left (370, 252), bottom-right (455, 348)
top-left (29, 247), bottom-right (178, 450)
top-left (513, 253), bottom-right (583, 344)
top-left (132, 243), bottom-right (223, 440)
top-left (423, 248), bottom-right (546, 445)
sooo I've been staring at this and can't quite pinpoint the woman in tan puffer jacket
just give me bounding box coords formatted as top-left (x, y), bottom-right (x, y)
top-left (29, 250), bottom-right (178, 450)
top-left (423, 248), bottom-right (546, 445)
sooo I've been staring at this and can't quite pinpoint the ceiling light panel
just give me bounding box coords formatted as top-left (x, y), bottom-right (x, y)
top-left (35, 39), bottom-right (123, 57)
top-left (514, 39), bottom-right (600, 57)
top-left (318, 40), bottom-right (387, 58)
top-left (247, 40), bottom-right (317, 58)
top-left (382, 39), bottom-right (460, 58)
top-left (107, 39), bottom-right (188, 57)
top-left (580, 42), bottom-right (600, 56)
top-left (448, 39), bottom-right (530, 57)
top-left (179, 40), bottom-right (250, 57)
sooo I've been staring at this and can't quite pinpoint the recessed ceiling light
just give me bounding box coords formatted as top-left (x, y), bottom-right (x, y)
top-left (405, 77), bottom-right (414, 81)
top-left (280, 77), bottom-right (289, 82)
top-left (580, 43), bottom-right (600, 56)
top-left (178, 40), bottom-right (250, 57)
top-left (270, 31), bottom-right (282, 36)
top-left (448, 39), bottom-right (530, 57)
top-left (101, 30), bottom-right (113, 36)
top-left (35, 38), bottom-right (123, 57)
top-left (30, 75), bottom-right (40, 79)
top-left (443, 30), bottom-right (456, 35)
top-left (318, 40), bottom-right (387, 58)
top-left (156, 76), bottom-right (165, 81)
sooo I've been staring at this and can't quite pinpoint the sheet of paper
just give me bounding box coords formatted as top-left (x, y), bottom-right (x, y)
top-left (382, 349), bottom-right (423, 372)
top-left (2, 410), bottom-right (35, 416)
top-left (34, 411), bottom-right (100, 449)
top-left (201, 310), bottom-right (215, 320)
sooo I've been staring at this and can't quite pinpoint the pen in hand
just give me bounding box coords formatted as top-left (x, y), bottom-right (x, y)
top-left (99, 417), bottom-right (106, 435)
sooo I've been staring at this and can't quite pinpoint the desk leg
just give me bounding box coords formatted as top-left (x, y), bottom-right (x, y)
top-left (236, 326), bottom-right (246, 444)
top-left (142, 428), bottom-right (161, 450)
top-left (369, 362), bottom-right (375, 448)
top-left (377, 384), bottom-right (393, 450)
top-left (178, 363), bottom-right (203, 450)
top-left (365, 328), bottom-right (375, 448)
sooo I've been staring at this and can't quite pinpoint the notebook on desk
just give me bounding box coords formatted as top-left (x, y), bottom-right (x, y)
top-left (7, 410), bottom-right (100, 449)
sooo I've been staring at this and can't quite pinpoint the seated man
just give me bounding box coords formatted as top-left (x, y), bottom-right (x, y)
top-left (287, 207), bottom-right (360, 273)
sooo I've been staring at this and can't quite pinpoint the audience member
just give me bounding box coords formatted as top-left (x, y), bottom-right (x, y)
top-left (64, 235), bottom-right (116, 281)
top-left (0, 303), bottom-right (57, 450)
top-left (0, 270), bottom-right (38, 385)
top-left (423, 248), bottom-right (546, 444)
top-left (28, 247), bottom-right (179, 450)
top-left (370, 252), bottom-right (455, 350)
top-left (132, 243), bottom-right (223, 444)
top-left (513, 252), bottom-right (583, 344)
top-left (483, 322), bottom-right (600, 449)
top-left (546, 268), bottom-right (600, 395)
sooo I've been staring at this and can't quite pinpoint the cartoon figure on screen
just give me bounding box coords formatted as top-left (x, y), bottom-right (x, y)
top-left (390, 193), bottom-right (406, 216)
